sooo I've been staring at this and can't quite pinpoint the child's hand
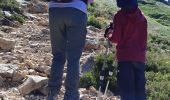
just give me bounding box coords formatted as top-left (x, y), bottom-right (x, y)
top-left (104, 22), bottom-right (113, 38)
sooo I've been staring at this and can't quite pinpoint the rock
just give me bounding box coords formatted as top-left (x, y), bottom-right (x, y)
top-left (87, 26), bottom-right (101, 33)
top-left (12, 71), bottom-right (25, 82)
top-left (0, 37), bottom-right (15, 50)
top-left (30, 43), bottom-right (39, 48)
top-left (41, 28), bottom-right (50, 34)
top-left (0, 76), bottom-right (4, 87)
top-left (81, 55), bottom-right (95, 73)
top-left (0, 64), bottom-right (19, 78)
top-left (37, 20), bottom-right (48, 26)
top-left (0, 32), bottom-right (3, 37)
top-left (28, 2), bottom-right (48, 13)
top-left (24, 13), bottom-right (39, 20)
top-left (3, 11), bottom-right (12, 17)
top-left (28, 69), bottom-right (36, 75)
top-left (85, 39), bottom-right (99, 50)
top-left (80, 94), bottom-right (90, 100)
top-left (105, 90), bottom-right (114, 97)
top-left (34, 66), bottom-right (51, 75)
top-left (2, 55), bottom-right (17, 61)
top-left (24, 60), bottom-right (35, 68)
top-left (18, 75), bottom-right (48, 95)
top-left (0, 64), bottom-right (24, 82)
top-left (0, 88), bottom-right (25, 100)
top-left (0, 26), bottom-right (14, 33)
top-left (0, 93), bottom-right (9, 100)
top-left (38, 85), bottom-right (48, 95)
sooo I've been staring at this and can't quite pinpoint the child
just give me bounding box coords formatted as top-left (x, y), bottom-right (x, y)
top-left (105, 0), bottom-right (147, 100)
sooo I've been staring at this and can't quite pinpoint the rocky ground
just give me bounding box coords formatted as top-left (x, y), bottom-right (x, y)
top-left (0, 0), bottom-right (119, 100)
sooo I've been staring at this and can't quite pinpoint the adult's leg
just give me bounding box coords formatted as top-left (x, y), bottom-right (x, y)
top-left (64, 8), bottom-right (87, 100)
top-left (117, 62), bottom-right (135, 100)
top-left (47, 8), bottom-right (67, 100)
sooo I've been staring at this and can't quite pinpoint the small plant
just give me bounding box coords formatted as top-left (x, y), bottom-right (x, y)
top-left (146, 51), bottom-right (170, 74)
top-left (146, 72), bottom-right (170, 100)
top-left (0, 0), bottom-right (25, 25)
top-left (88, 15), bottom-right (102, 29)
top-left (80, 71), bottom-right (97, 89)
top-left (80, 53), bottom-right (118, 93)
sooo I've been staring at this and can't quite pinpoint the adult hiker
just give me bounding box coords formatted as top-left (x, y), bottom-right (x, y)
top-left (47, 0), bottom-right (94, 100)
top-left (104, 0), bottom-right (148, 100)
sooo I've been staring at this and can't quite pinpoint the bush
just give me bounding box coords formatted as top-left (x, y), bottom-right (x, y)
top-left (88, 15), bottom-right (102, 29)
top-left (146, 51), bottom-right (170, 74)
top-left (139, 0), bottom-right (170, 27)
top-left (146, 72), bottom-right (170, 100)
top-left (0, 0), bottom-right (25, 25)
top-left (0, 0), bottom-right (22, 14)
top-left (87, 0), bottom-right (117, 29)
top-left (80, 71), bottom-right (97, 89)
top-left (80, 53), bottom-right (118, 93)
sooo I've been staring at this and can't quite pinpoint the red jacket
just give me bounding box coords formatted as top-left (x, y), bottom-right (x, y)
top-left (109, 8), bottom-right (147, 63)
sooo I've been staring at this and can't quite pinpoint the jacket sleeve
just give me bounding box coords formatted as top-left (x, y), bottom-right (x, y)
top-left (109, 13), bottom-right (122, 44)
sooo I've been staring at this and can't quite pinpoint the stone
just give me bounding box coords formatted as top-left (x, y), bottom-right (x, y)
top-left (87, 26), bottom-right (101, 33)
top-left (2, 55), bottom-right (17, 61)
top-left (24, 13), bottom-right (39, 20)
top-left (0, 64), bottom-right (19, 78)
top-left (0, 93), bottom-right (9, 100)
top-left (80, 94), bottom-right (90, 100)
top-left (12, 71), bottom-right (25, 82)
top-left (38, 20), bottom-right (48, 26)
top-left (28, 2), bottom-right (48, 13)
top-left (0, 64), bottom-right (24, 81)
top-left (28, 69), bottom-right (36, 75)
top-left (41, 28), bottom-right (50, 34)
top-left (38, 85), bottom-right (48, 96)
top-left (85, 39), bottom-right (99, 50)
top-left (0, 37), bottom-right (15, 50)
top-left (18, 75), bottom-right (48, 95)
top-left (24, 60), bottom-right (35, 68)
top-left (0, 33), bottom-right (3, 37)
top-left (3, 11), bottom-right (12, 17)
top-left (0, 26), bottom-right (14, 33)
top-left (81, 55), bottom-right (95, 73)
top-left (0, 76), bottom-right (4, 87)
top-left (34, 66), bottom-right (51, 75)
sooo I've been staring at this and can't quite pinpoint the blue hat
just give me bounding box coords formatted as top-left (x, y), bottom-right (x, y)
top-left (116, 0), bottom-right (138, 10)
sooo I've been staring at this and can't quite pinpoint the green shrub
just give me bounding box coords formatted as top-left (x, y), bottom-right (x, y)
top-left (80, 53), bottom-right (118, 93)
top-left (80, 71), bottom-right (97, 89)
top-left (88, 0), bottom-right (117, 19)
top-left (139, 0), bottom-right (170, 27)
top-left (0, 0), bottom-right (25, 25)
top-left (0, 0), bottom-right (22, 14)
top-left (146, 51), bottom-right (170, 73)
top-left (88, 15), bottom-right (102, 29)
top-left (146, 72), bottom-right (170, 100)
top-left (11, 14), bottom-right (25, 24)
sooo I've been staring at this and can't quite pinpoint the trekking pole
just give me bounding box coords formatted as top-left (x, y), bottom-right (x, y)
top-left (104, 43), bottom-right (118, 100)
top-left (98, 22), bottom-right (113, 100)
top-left (103, 39), bottom-right (113, 99)
top-left (97, 38), bottom-right (112, 100)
